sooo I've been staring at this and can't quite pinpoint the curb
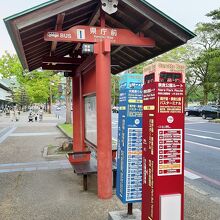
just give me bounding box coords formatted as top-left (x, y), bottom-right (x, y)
top-left (56, 124), bottom-right (72, 140)
top-left (42, 146), bottom-right (66, 158)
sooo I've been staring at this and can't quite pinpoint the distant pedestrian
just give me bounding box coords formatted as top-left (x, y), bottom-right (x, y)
top-left (35, 114), bottom-right (38, 122)
top-left (38, 107), bottom-right (43, 121)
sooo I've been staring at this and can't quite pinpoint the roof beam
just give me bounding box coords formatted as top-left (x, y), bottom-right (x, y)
top-left (72, 5), bottom-right (100, 55)
top-left (50, 13), bottom-right (65, 55)
top-left (105, 14), bottom-right (129, 29)
top-left (122, 0), bottom-right (191, 42)
top-left (110, 20), bottom-right (154, 55)
top-left (42, 63), bottom-right (77, 71)
top-left (42, 56), bottom-right (84, 65)
top-left (88, 6), bottom-right (100, 26)
top-left (76, 55), bottom-right (95, 76)
top-left (133, 20), bottom-right (154, 33)
top-left (16, 0), bottom-right (93, 29)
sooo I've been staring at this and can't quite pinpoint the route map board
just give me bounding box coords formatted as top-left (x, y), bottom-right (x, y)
top-left (116, 74), bottom-right (143, 203)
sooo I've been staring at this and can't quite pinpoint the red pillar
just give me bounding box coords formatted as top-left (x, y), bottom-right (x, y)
top-left (72, 75), bottom-right (82, 152)
top-left (79, 74), bottom-right (86, 150)
top-left (95, 41), bottom-right (112, 199)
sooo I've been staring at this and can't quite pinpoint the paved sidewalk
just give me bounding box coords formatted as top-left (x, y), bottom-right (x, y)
top-left (0, 112), bottom-right (219, 220)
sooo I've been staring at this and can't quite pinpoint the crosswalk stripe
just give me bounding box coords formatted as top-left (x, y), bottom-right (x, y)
top-left (184, 170), bottom-right (201, 180)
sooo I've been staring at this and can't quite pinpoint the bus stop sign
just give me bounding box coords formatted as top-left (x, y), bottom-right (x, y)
top-left (142, 62), bottom-right (185, 220)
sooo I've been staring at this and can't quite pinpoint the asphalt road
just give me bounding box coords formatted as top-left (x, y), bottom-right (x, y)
top-left (184, 116), bottom-right (220, 199)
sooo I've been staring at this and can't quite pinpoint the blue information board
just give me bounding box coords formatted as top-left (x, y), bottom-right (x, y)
top-left (116, 74), bottom-right (143, 203)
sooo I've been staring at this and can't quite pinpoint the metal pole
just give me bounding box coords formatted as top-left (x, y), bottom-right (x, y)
top-left (127, 203), bottom-right (133, 215)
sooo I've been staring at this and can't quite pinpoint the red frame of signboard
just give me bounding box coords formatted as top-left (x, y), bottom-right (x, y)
top-left (142, 62), bottom-right (185, 220)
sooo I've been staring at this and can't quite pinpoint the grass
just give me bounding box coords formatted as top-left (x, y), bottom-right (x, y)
top-left (210, 119), bottom-right (220, 123)
top-left (58, 123), bottom-right (73, 138)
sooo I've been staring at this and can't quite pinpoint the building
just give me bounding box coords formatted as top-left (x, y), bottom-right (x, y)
top-left (0, 80), bottom-right (12, 110)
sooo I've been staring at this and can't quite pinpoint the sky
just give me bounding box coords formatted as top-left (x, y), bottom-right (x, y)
top-left (0, 0), bottom-right (219, 56)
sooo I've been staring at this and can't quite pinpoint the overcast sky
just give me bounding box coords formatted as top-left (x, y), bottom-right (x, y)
top-left (0, 0), bottom-right (219, 56)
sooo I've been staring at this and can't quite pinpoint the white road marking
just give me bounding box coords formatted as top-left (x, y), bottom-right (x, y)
top-left (186, 133), bottom-right (220, 141)
top-left (0, 127), bottom-right (10, 134)
top-left (0, 127), bottom-right (17, 143)
top-left (10, 132), bottom-right (60, 137)
top-left (185, 122), bottom-right (207, 125)
top-left (184, 151), bottom-right (190, 154)
top-left (184, 170), bottom-right (201, 180)
top-left (186, 128), bottom-right (220, 135)
top-left (185, 140), bottom-right (220, 151)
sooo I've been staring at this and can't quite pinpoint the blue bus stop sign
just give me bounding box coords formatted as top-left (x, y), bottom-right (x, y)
top-left (116, 74), bottom-right (143, 203)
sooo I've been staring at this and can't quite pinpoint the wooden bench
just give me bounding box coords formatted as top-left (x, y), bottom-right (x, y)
top-left (66, 151), bottom-right (117, 191)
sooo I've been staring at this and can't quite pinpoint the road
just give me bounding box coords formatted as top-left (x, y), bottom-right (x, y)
top-left (184, 116), bottom-right (220, 199)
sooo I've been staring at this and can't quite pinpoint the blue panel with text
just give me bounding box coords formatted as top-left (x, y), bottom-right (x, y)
top-left (116, 74), bottom-right (143, 203)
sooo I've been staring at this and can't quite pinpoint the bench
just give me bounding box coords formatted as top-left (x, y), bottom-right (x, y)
top-left (66, 151), bottom-right (117, 191)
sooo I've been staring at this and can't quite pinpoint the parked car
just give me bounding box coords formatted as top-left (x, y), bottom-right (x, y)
top-left (185, 106), bottom-right (203, 116)
top-left (201, 105), bottom-right (220, 119)
top-left (112, 106), bottom-right (119, 113)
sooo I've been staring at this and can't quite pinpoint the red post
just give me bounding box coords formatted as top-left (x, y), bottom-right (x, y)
top-left (79, 74), bottom-right (86, 151)
top-left (95, 40), bottom-right (112, 199)
top-left (142, 62), bottom-right (185, 220)
top-left (72, 75), bottom-right (82, 152)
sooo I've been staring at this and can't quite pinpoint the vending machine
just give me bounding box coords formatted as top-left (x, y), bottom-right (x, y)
top-left (142, 62), bottom-right (185, 220)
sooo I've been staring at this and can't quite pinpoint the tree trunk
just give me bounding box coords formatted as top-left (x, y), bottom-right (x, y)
top-left (185, 93), bottom-right (189, 108)
top-left (203, 89), bottom-right (208, 105)
top-left (49, 84), bottom-right (52, 114)
top-left (65, 77), bottom-right (72, 124)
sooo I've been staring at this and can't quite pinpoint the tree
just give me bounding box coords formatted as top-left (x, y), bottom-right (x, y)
top-left (0, 52), bottom-right (61, 108)
top-left (65, 77), bottom-right (72, 124)
top-left (132, 45), bottom-right (199, 105)
top-left (188, 8), bottom-right (220, 105)
top-left (111, 74), bottom-right (120, 106)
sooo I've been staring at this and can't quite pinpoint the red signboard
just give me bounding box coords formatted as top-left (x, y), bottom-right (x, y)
top-left (142, 62), bottom-right (185, 220)
top-left (44, 25), bottom-right (155, 47)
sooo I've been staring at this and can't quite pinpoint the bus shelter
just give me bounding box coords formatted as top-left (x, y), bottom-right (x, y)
top-left (4, 0), bottom-right (195, 199)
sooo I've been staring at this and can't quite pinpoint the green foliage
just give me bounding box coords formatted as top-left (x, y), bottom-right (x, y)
top-left (0, 52), bottom-right (23, 79)
top-left (188, 7), bottom-right (220, 104)
top-left (200, 8), bottom-right (220, 40)
top-left (0, 52), bottom-right (61, 105)
top-left (111, 74), bottom-right (120, 106)
top-left (131, 8), bottom-right (220, 105)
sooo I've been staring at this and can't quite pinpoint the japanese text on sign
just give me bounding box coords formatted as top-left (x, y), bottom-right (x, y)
top-left (158, 129), bottom-right (182, 176)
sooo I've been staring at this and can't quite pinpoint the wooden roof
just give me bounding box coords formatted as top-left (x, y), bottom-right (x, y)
top-left (4, 0), bottom-right (195, 74)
